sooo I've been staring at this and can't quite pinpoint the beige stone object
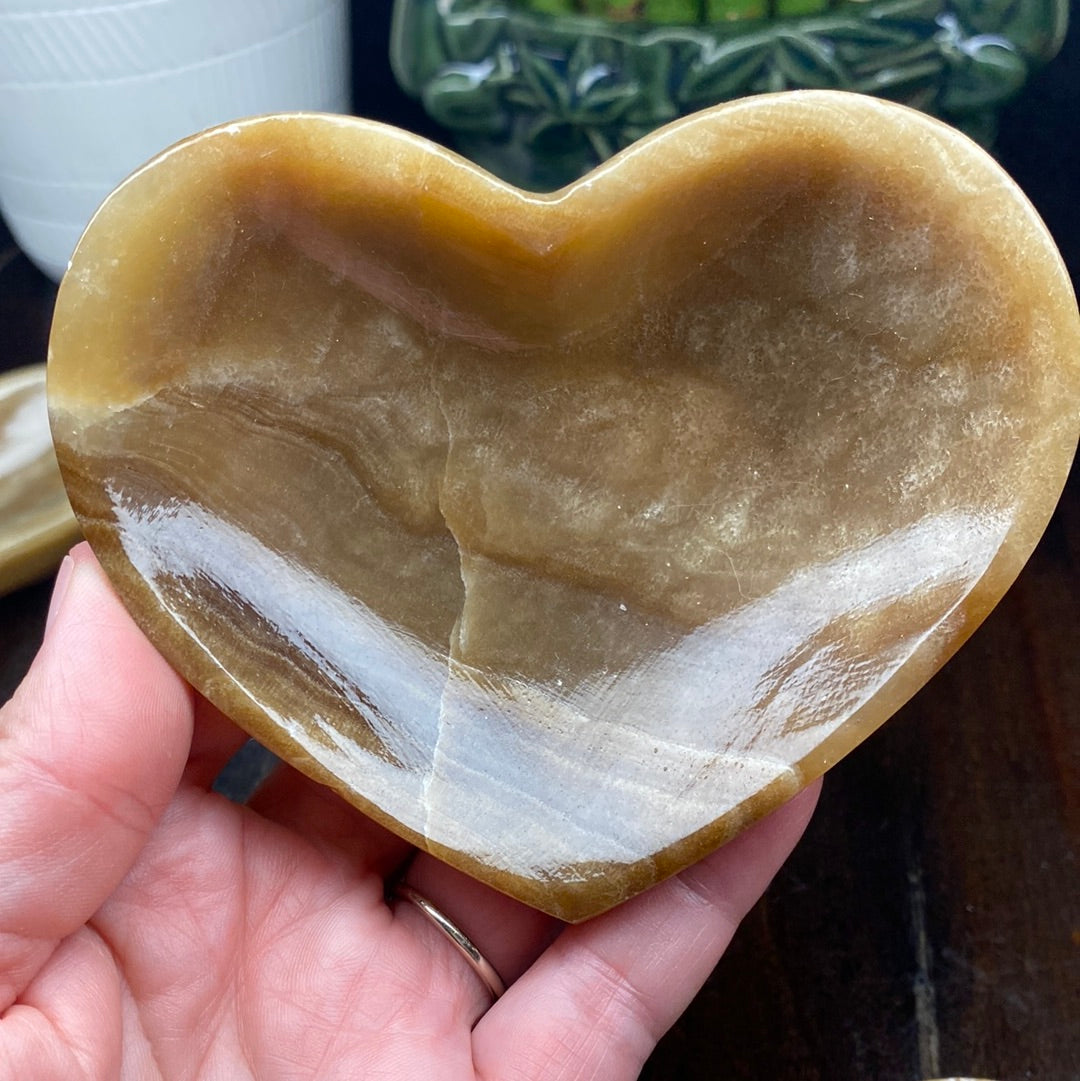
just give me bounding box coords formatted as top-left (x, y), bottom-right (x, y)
top-left (47, 92), bottom-right (1080, 921)
top-left (0, 364), bottom-right (80, 594)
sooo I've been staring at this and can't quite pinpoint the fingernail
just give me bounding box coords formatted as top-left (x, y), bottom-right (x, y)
top-left (45, 553), bottom-right (76, 632)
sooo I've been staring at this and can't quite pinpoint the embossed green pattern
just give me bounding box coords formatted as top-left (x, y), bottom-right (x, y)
top-left (391, 0), bottom-right (1067, 189)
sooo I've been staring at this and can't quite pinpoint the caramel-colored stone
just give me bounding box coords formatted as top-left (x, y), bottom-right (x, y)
top-left (0, 365), bottom-right (80, 594)
top-left (47, 93), bottom-right (1080, 920)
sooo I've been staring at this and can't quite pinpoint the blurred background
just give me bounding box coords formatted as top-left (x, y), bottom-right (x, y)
top-left (1, 2), bottom-right (1077, 1078)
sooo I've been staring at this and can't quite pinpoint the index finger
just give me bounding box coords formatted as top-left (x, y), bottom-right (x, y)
top-left (0, 543), bottom-right (195, 1011)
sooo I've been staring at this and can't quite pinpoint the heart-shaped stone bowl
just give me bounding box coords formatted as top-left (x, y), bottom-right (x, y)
top-left (47, 91), bottom-right (1080, 921)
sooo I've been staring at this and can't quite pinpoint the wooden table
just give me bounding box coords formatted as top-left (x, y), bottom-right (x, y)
top-left (2, 8), bottom-right (1077, 1077)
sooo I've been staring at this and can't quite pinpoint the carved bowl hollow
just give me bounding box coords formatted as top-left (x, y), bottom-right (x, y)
top-left (47, 93), bottom-right (1080, 920)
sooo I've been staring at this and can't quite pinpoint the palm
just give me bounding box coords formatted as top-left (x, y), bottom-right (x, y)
top-left (0, 546), bottom-right (818, 1081)
top-left (87, 784), bottom-right (483, 1078)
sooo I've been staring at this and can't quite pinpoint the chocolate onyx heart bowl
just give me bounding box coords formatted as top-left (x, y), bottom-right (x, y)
top-left (47, 91), bottom-right (1080, 921)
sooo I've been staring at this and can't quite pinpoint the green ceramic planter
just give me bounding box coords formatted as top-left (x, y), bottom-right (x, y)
top-left (390, 0), bottom-right (1067, 190)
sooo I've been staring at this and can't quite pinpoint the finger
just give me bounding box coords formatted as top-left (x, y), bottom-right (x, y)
top-left (473, 781), bottom-right (821, 1081)
top-left (246, 762), bottom-right (415, 878)
top-left (399, 854), bottom-right (562, 987)
top-left (0, 543), bottom-right (194, 1012)
top-left (0, 926), bottom-right (122, 1081)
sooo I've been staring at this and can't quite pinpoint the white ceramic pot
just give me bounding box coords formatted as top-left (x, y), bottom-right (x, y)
top-left (0, 0), bottom-right (351, 280)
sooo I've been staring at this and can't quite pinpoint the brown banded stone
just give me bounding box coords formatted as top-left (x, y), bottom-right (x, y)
top-left (47, 92), bottom-right (1080, 920)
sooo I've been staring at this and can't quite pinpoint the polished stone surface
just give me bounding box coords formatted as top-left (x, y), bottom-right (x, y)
top-left (47, 92), bottom-right (1080, 920)
top-left (0, 364), bottom-right (80, 594)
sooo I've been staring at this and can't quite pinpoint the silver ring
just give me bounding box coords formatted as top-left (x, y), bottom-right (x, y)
top-left (394, 884), bottom-right (506, 1001)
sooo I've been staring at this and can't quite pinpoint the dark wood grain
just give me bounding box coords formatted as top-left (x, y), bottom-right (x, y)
top-left (2, 3), bottom-right (1077, 1075)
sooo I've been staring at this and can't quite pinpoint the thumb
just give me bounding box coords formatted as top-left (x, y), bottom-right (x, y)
top-left (0, 543), bottom-right (194, 1010)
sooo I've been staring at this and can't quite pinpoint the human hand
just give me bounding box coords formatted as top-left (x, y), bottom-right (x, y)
top-left (0, 543), bottom-right (819, 1081)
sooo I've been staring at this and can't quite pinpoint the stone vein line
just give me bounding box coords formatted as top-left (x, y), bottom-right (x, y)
top-left (420, 352), bottom-right (465, 836)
